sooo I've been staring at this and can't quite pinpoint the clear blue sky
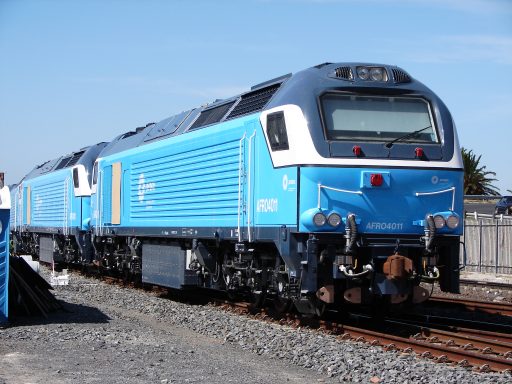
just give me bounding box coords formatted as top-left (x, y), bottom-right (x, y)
top-left (1, 0), bottom-right (511, 193)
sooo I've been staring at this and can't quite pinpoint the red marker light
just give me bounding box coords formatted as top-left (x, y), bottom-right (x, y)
top-left (370, 173), bottom-right (384, 187)
top-left (353, 145), bottom-right (362, 157)
top-left (415, 147), bottom-right (424, 158)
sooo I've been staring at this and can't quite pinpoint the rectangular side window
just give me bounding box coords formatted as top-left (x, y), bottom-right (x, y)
top-left (266, 111), bottom-right (289, 151)
top-left (73, 168), bottom-right (80, 188)
top-left (92, 162), bottom-right (98, 186)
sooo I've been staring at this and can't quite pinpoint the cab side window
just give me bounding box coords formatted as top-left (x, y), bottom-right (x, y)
top-left (92, 162), bottom-right (98, 186)
top-left (73, 168), bottom-right (80, 188)
top-left (266, 111), bottom-right (289, 151)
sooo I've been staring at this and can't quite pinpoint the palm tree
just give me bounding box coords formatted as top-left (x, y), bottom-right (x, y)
top-left (461, 148), bottom-right (500, 196)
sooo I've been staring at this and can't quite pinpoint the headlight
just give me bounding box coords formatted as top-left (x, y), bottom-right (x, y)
top-left (327, 212), bottom-right (342, 227)
top-left (433, 215), bottom-right (446, 229)
top-left (313, 212), bottom-right (327, 226)
top-left (446, 215), bottom-right (459, 229)
top-left (369, 67), bottom-right (385, 81)
top-left (356, 66), bottom-right (369, 80)
top-left (356, 66), bottom-right (388, 81)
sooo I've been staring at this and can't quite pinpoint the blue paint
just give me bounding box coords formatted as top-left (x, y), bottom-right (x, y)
top-left (299, 167), bottom-right (463, 235)
top-left (94, 115), bottom-right (298, 234)
top-left (0, 188), bottom-right (10, 323)
top-left (22, 169), bottom-right (83, 230)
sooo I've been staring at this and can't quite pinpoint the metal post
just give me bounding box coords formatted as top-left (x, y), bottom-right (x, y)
top-left (495, 219), bottom-right (499, 274)
top-left (462, 215), bottom-right (466, 268)
top-left (478, 219), bottom-right (483, 272)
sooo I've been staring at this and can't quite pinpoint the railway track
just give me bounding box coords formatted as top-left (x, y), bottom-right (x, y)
top-left (429, 295), bottom-right (512, 317)
top-left (215, 300), bottom-right (512, 373)
top-left (460, 279), bottom-right (512, 291)
top-left (326, 321), bottom-right (512, 373)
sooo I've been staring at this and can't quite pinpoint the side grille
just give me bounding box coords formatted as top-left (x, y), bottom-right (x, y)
top-left (226, 83), bottom-right (281, 120)
top-left (392, 68), bottom-right (411, 83)
top-left (189, 101), bottom-right (236, 130)
top-left (334, 66), bottom-right (353, 81)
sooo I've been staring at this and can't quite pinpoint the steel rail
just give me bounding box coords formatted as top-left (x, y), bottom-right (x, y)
top-left (429, 296), bottom-right (512, 317)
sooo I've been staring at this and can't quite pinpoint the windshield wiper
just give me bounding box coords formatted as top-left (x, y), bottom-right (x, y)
top-left (384, 125), bottom-right (432, 148)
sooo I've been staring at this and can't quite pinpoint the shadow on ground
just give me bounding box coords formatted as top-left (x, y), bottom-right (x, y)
top-left (5, 299), bottom-right (111, 327)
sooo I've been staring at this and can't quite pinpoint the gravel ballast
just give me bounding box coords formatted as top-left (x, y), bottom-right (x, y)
top-left (1, 269), bottom-right (511, 383)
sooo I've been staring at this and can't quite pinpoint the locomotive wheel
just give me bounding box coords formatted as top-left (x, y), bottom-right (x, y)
top-left (272, 295), bottom-right (292, 314)
top-left (250, 290), bottom-right (267, 309)
top-left (314, 301), bottom-right (326, 317)
top-left (226, 289), bottom-right (239, 302)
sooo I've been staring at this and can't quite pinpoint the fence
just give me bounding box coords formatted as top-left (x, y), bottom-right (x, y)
top-left (462, 213), bottom-right (512, 274)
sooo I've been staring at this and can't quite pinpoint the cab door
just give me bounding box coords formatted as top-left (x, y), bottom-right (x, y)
top-left (101, 162), bottom-right (122, 227)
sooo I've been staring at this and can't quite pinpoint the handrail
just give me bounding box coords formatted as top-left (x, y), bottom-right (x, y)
top-left (63, 177), bottom-right (70, 236)
top-left (415, 186), bottom-right (455, 211)
top-left (465, 211), bottom-right (512, 220)
top-left (98, 169), bottom-right (103, 236)
top-left (317, 184), bottom-right (362, 209)
top-left (247, 130), bottom-right (256, 243)
top-left (13, 189), bottom-right (18, 231)
top-left (237, 133), bottom-right (246, 242)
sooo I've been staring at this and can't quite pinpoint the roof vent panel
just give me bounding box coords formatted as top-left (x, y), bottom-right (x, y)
top-left (65, 151), bottom-right (84, 167)
top-left (54, 151), bottom-right (84, 170)
top-left (226, 83), bottom-right (281, 120)
top-left (334, 66), bottom-right (354, 81)
top-left (189, 101), bottom-right (236, 130)
top-left (392, 68), bottom-right (411, 83)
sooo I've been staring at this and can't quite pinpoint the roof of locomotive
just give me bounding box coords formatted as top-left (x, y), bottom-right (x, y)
top-left (97, 73), bottom-right (292, 157)
top-left (20, 141), bottom-right (108, 183)
top-left (98, 62), bottom-right (439, 158)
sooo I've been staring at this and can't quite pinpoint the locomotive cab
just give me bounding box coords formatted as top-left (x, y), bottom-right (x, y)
top-left (260, 63), bottom-right (463, 313)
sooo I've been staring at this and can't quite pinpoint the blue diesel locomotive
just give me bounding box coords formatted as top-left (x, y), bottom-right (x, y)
top-left (12, 63), bottom-right (463, 314)
top-left (10, 143), bottom-right (107, 263)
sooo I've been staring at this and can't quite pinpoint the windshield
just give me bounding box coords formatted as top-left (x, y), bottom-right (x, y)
top-left (321, 94), bottom-right (438, 143)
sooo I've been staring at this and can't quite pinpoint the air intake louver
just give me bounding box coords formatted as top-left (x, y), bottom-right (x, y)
top-left (36, 161), bottom-right (50, 169)
top-left (54, 151), bottom-right (84, 170)
top-left (334, 66), bottom-right (353, 81)
top-left (226, 84), bottom-right (281, 120)
top-left (392, 68), bottom-right (411, 83)
top-left (66, 151), bottom-right (84, 167)
top-left (55, 156), bottom-right (71, 170)
top-left (189, 101), bottom-right (236, 130)
top-left (314, 62), bottom-right (333, 69)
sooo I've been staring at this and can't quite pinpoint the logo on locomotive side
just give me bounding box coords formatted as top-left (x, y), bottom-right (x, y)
top-left (137, 173), bottom-right (156, 202)
top-left (282, 174), bottom-right (296, 192)
top-left (431, 175), bottom-right (449, 185)
top-left (34, 195), bottom-right (43, 212)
